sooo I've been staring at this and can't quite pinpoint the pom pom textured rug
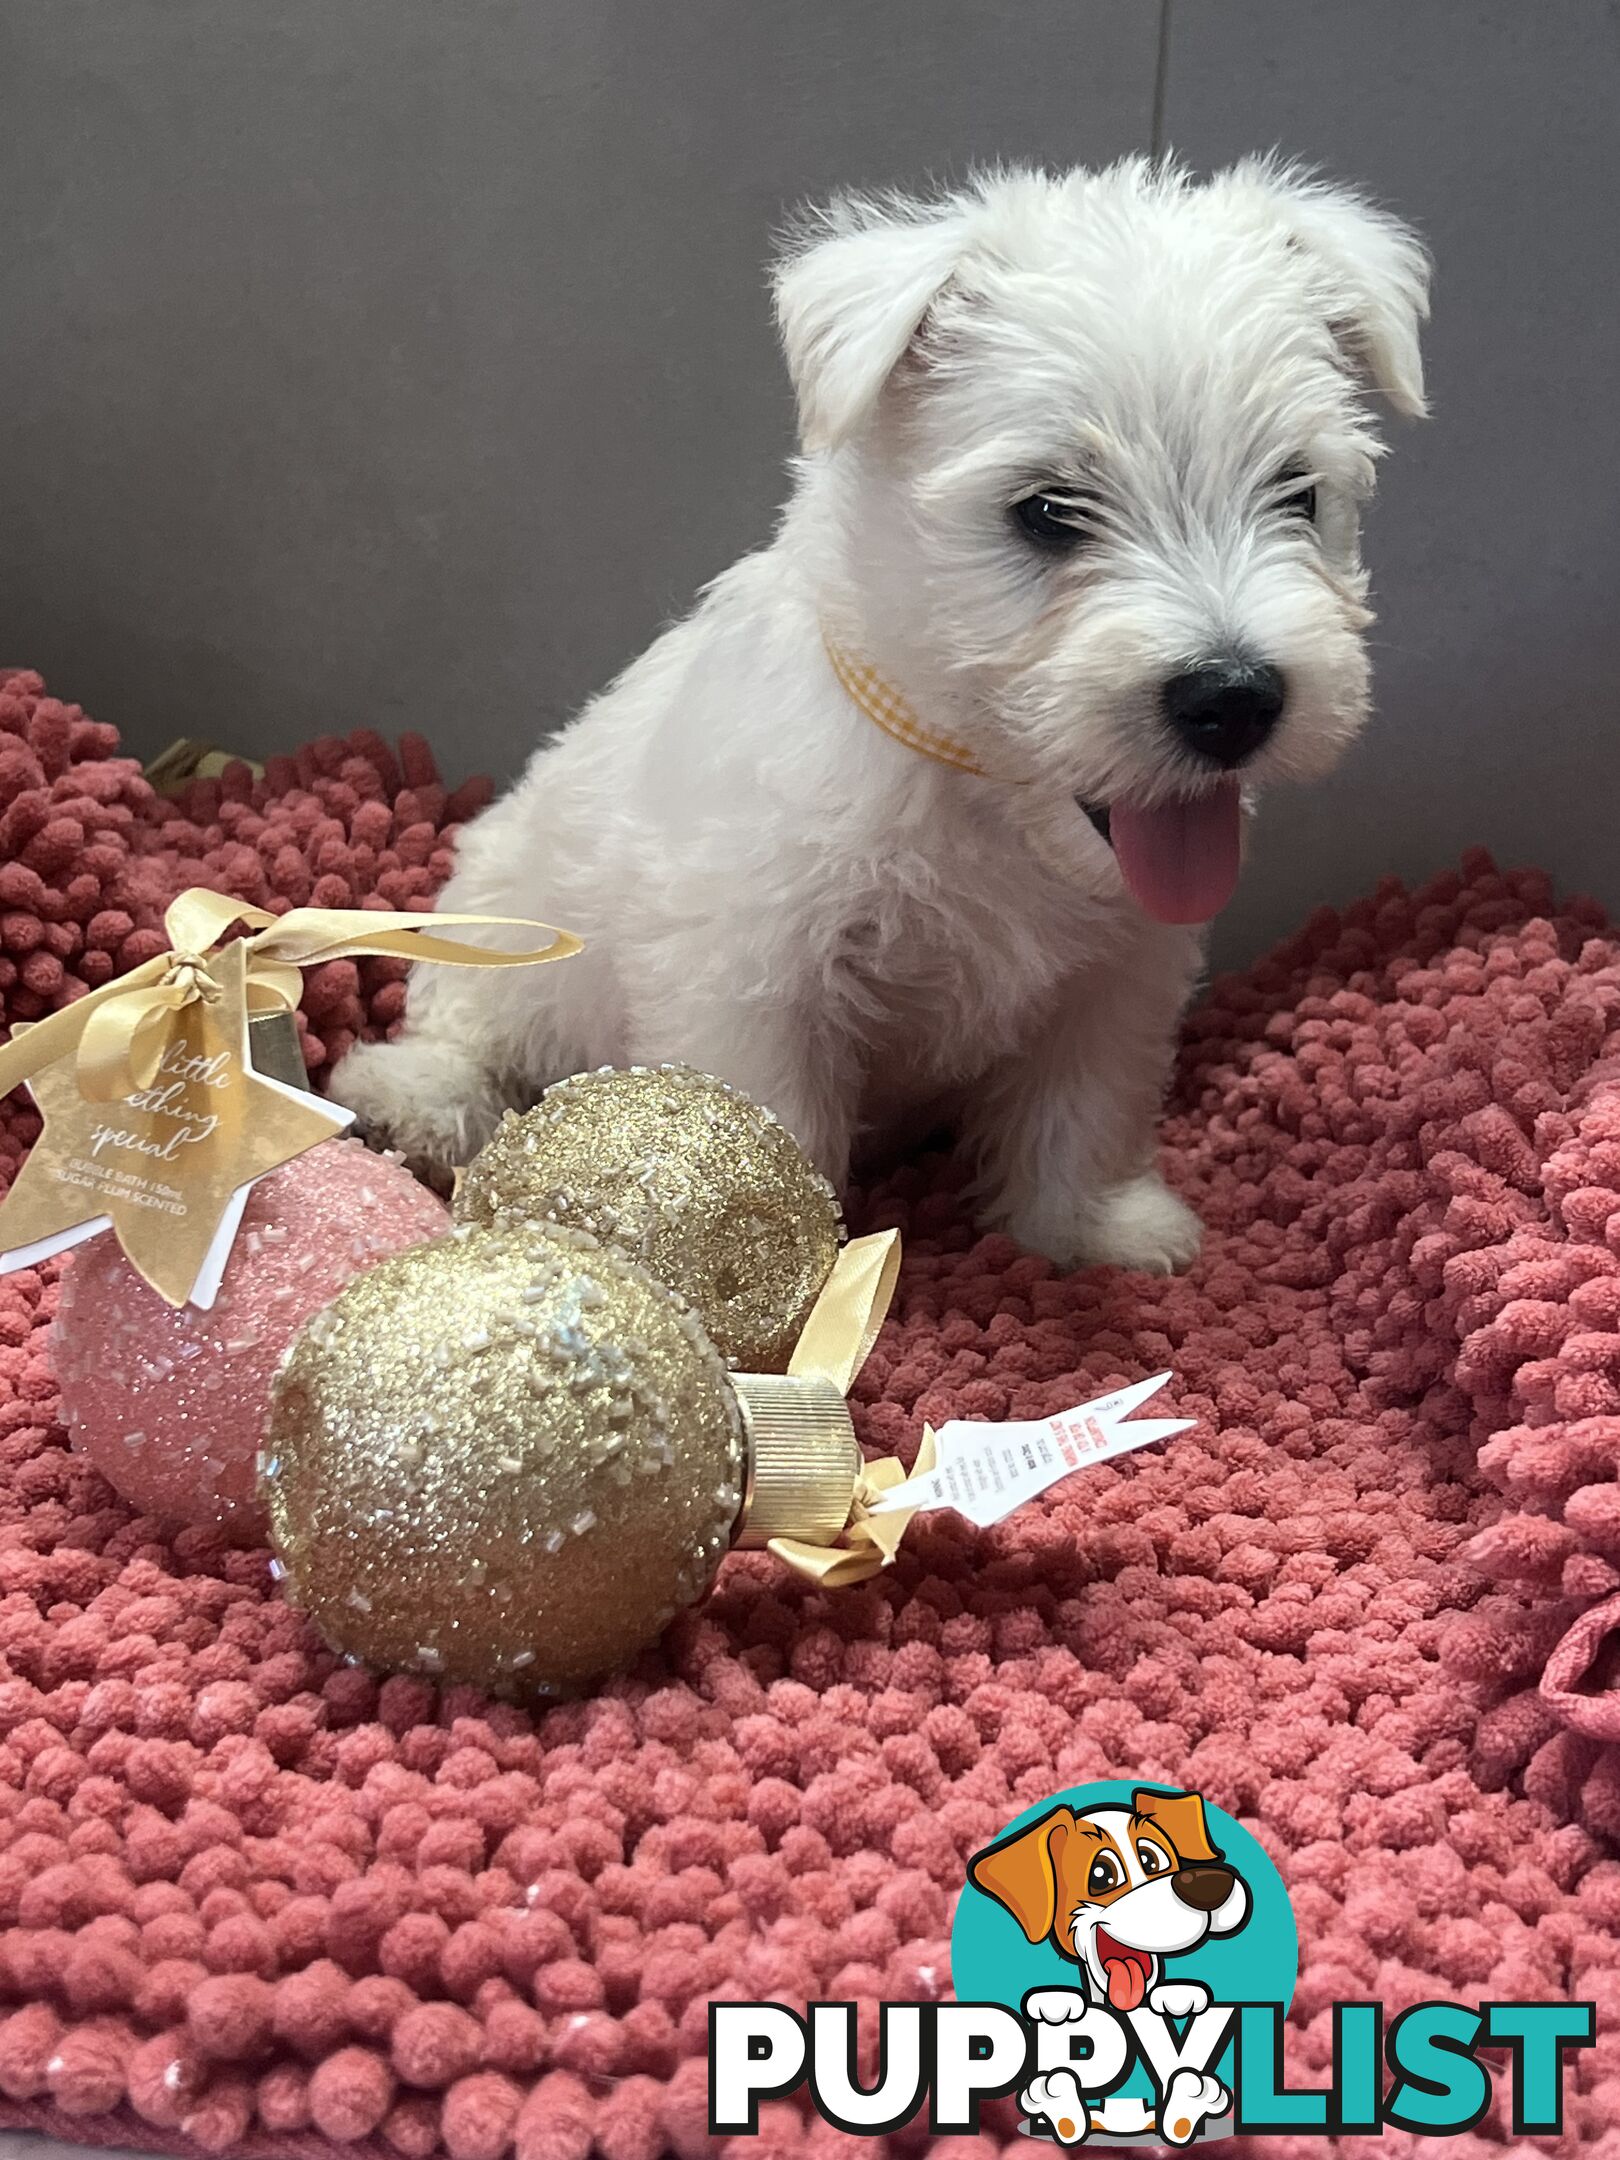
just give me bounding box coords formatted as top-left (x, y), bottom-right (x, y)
top-left (0, 668), bottom-right (1618, 2157)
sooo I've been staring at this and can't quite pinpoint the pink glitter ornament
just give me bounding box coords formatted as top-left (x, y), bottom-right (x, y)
top-left (53, 1137), bottom-right (449, 1539)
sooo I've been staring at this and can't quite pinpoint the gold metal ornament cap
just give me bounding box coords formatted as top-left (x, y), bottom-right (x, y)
top-left (247, 1007), bottom-right (308, 1092)
top-left (453, 1064), bottom-right (844, 1373)
top-left (730, 1372), bottom-right (861, 1548)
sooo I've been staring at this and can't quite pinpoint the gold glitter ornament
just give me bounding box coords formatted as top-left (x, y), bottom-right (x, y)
top-left (262, 1222), bottom-right (747, 1693)
top-left (453, 1065), bottom-right (842, 1372)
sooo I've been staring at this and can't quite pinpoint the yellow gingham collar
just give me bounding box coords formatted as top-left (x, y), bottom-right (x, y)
top-left (822, 634), bottom-right (993, 779)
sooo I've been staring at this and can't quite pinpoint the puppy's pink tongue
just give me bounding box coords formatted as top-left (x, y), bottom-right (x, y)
top-left (1109, 780), bottom-right (1243, 925)
top-left (1105, 1958), bottom-right (1146, 2012)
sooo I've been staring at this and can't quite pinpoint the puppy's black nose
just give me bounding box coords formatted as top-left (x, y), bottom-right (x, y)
top-left (1172, 1864), bottom-right (1236, 1913)
top-left (1162, 659), bottom-right (1285, 769)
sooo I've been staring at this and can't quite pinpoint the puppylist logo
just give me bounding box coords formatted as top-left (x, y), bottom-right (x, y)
top-left (710, 1782), bottom-right (1594, 2146)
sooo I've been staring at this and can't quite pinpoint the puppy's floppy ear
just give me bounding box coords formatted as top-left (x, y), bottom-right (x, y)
top-left (1229, 159), bottom-right (1431, 419)
top-left (968, 1806), bottom-right (1076, 1943)
top-left (772, 193), bottom-right (970, 452)
top-left (1132, 1787), bottom-right (1219, 1865)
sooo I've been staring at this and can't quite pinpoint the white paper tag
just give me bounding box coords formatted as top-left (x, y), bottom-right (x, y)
top-left (865, 1371), bottom-right (1192, 1528)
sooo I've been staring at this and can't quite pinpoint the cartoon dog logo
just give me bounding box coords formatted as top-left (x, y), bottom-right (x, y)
top-left (968, 1787), bottom-right (1251, 2145)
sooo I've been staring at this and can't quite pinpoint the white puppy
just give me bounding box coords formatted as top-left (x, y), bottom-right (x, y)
top-left (334, 157), bottom-right (1427, 1269)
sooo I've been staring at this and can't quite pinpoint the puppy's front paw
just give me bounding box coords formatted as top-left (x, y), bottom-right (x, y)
top-left (1147, 1979), bottom-right (1212, 2019)
top-left (1023, 1987), bottom-right (1090, 2026)
top-left (1074, 1173), bottom-right (1202, 1273)
top-left (1159, 2069), bottom-right (1229, 2146)
top-left (1020, 2071), bottom-right (1091, 2145)
top-left (328, 1037), bottom-right (508, 1184)
top-left (995, 1173), bottom-right (1202, 1275)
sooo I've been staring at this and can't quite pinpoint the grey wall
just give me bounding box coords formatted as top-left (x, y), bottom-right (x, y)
top-left (2, 1), bottom-right (1617, 971)
top-left (1164, 1), bottom-right (1620, 969)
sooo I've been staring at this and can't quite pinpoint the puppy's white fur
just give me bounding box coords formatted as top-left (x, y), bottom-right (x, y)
top-left (334, 158), bottom-right (1427, 1269)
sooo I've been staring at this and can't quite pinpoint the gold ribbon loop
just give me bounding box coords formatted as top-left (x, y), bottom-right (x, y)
top-left (758, 1225), bottom-right (939, 1589)
top-left (77, 969), bottom-right (210, 1104)
top-left (0, 888), bottom-right (583, 1106)
top-left (787, 1229), bottom-right (902, 1395)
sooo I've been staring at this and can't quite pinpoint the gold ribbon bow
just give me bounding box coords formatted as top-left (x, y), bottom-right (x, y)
top-left (762, 1226), bottom-right (935, 1588)
top-left (766, 1430), bottom-right (939, 1589)
top-left (0, 888), bottom-right (582, 1106)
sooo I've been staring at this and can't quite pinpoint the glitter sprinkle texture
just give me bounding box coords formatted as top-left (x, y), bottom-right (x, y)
top-left (453, 1064), bottom-right (843, 1371)
top-left (263, 1221), bottom-right (745, 1691)
top-left (52, 1137), bottom-right (449, 1538)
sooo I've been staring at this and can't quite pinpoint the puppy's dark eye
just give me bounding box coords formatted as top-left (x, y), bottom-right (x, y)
top-left (1012, 491), bottom-right (1091, 551)
top-left (1276, 469), bottom-right (1318, 523)
top-left (1087, 1853), bottom-right (1122, 1897)
top-left (1136, 1841), bottom-right (1170, 1877)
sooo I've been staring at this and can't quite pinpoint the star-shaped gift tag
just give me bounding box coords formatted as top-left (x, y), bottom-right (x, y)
top-left (0, 940), bottom-right (348, 1307)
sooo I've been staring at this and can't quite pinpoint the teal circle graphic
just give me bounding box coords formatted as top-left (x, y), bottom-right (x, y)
top-left (951, 1782), bottom-right (1297, 2118)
